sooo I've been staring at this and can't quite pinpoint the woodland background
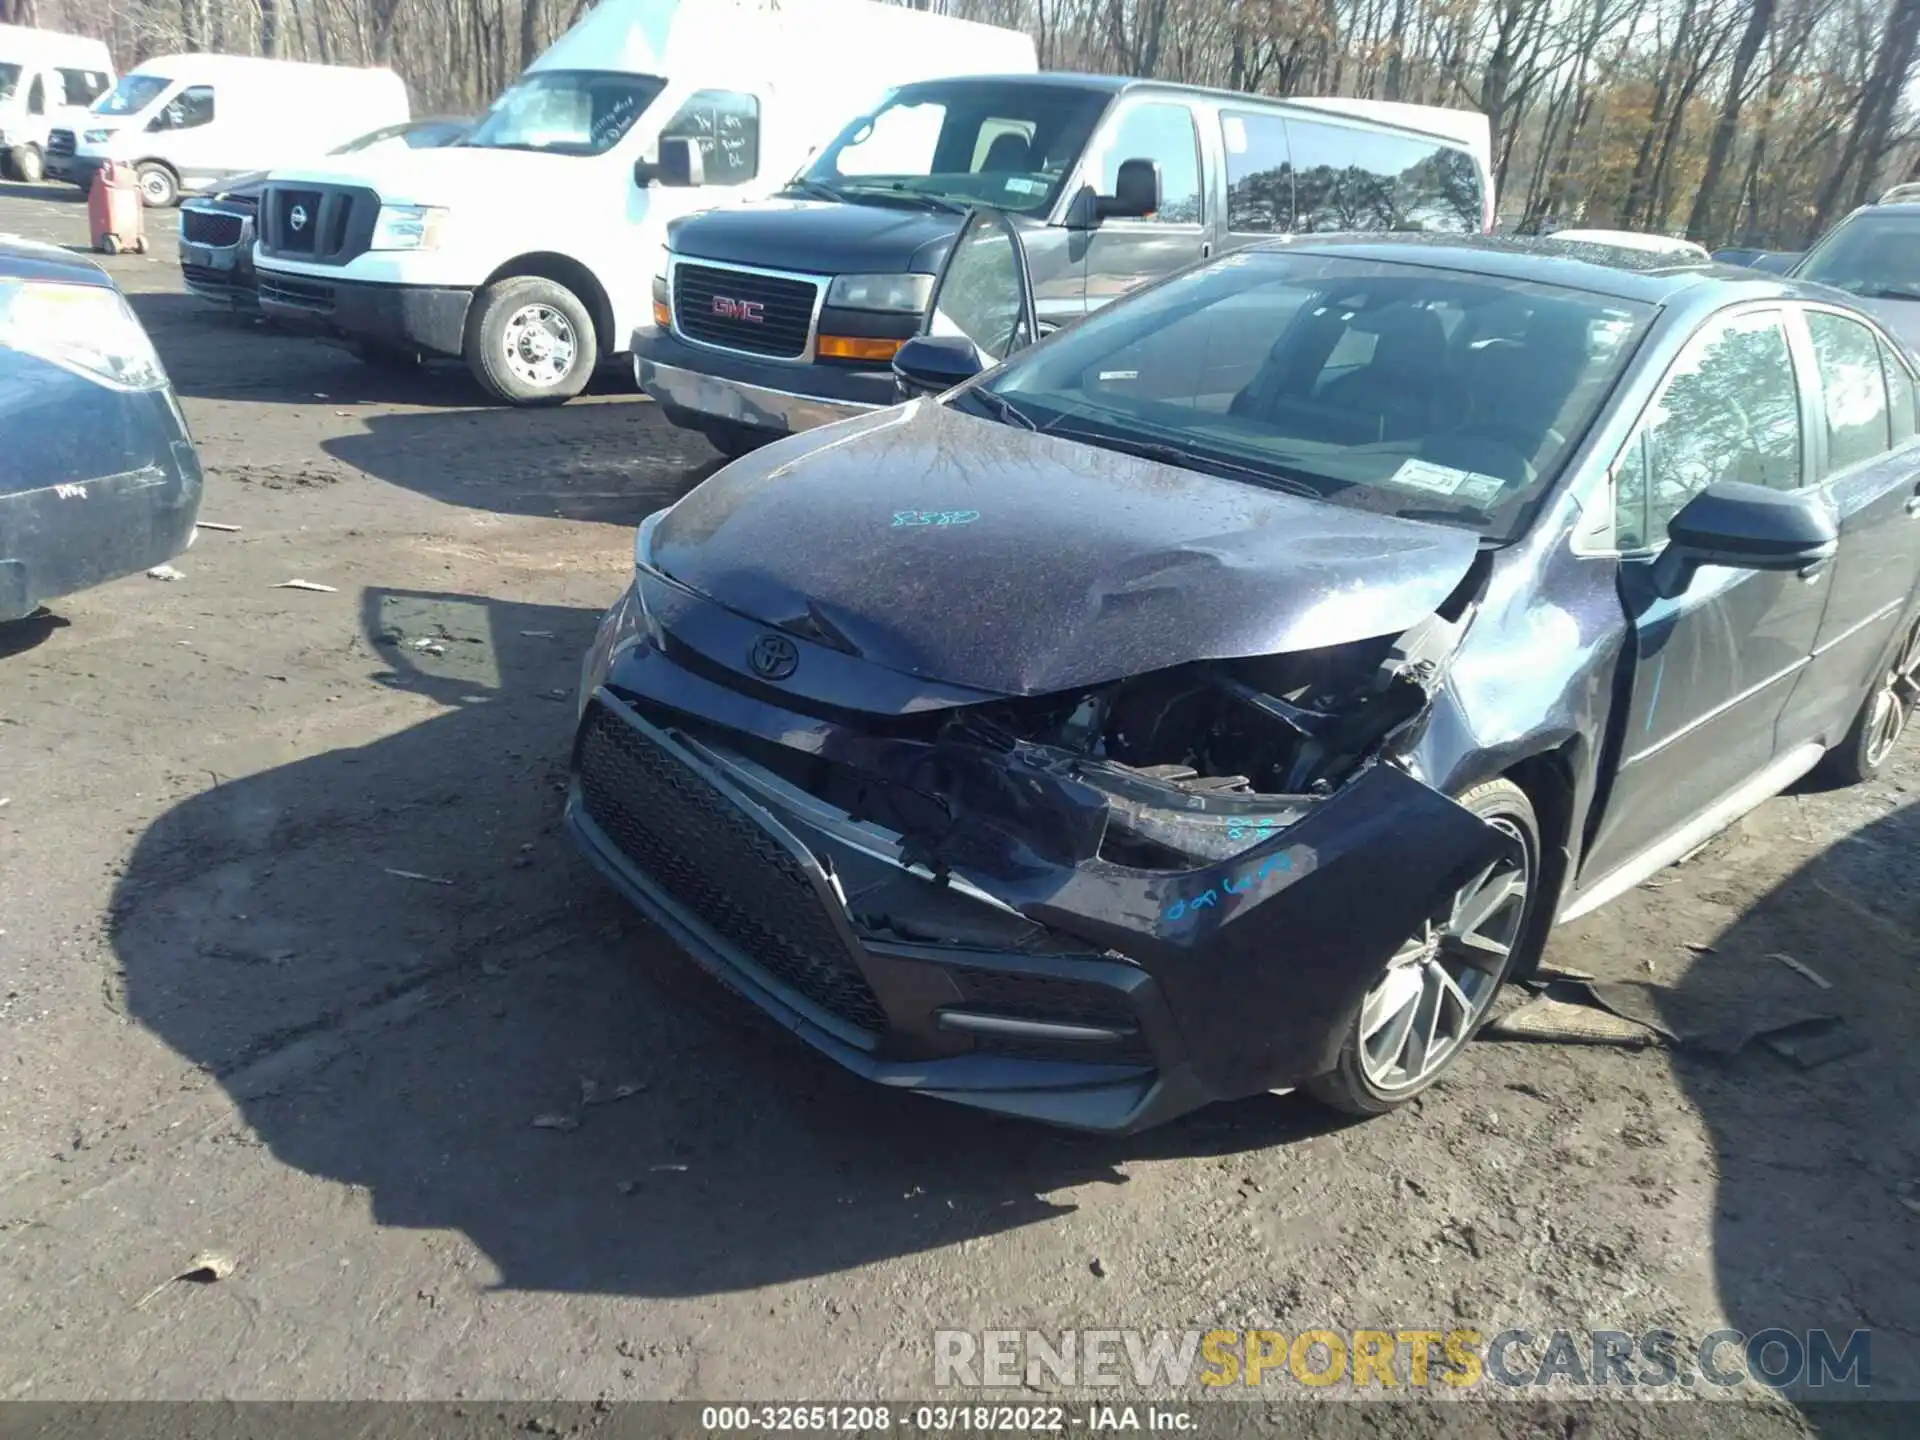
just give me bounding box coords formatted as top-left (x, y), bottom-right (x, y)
top-left (3, 0), bottom-right (1916, 246)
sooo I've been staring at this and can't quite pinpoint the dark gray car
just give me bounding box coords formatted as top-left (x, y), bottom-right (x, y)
top-left (1787, 201), bottom-right (1920, 355)
top-left (570, 229), bottom-right (1920, 1130)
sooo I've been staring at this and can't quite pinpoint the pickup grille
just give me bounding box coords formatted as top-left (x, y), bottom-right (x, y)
top-left (47, 129), bottom-right (74, 158)
top-left (672, 262), bottom-right (819, 360)
top-left (257, 183), bottom-right (378, 266)
top-left (182, 209), bottom-right (245, 248)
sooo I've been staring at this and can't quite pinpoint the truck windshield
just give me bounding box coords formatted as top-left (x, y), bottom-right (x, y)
top-left (795, 79), bottom-right (1110, 216)
top-left (465, 70), bottom-right (666, 156)
top-left (96, 73), bottom-right (170, 116)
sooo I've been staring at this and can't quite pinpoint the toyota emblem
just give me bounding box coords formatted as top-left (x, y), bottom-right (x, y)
top-left (289, 204), bottom-right (309, 232)
top-left (748, 633), bottom-right (799, 681)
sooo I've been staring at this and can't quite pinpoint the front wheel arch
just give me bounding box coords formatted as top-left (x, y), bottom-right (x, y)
top-left (480, 253), bottom-right (617, 359)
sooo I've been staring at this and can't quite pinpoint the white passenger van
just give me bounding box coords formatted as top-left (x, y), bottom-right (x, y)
top-left (250, 0), bottom-right (1036, 404)
top-left (0, 25), bottom-right (112, 184)
top-left (50, 55), bottom-right (408, 207)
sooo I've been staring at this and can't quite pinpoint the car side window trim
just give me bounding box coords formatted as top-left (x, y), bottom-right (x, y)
top-left (1582, 302), bottom-right (1804, 558)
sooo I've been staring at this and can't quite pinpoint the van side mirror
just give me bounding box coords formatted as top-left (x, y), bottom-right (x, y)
top-left (636, 136), bottom-right (704, 189)
top-left (893, 335), bottom-right (983, 398)
top-left (1096, 157), bottom-right (1160, 219)
top-left (1651, 480), bottom-right (1839, 598)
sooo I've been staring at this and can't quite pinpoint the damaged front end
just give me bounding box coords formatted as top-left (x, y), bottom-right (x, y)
top-left (568, 560), bottom-right (1510, 1132)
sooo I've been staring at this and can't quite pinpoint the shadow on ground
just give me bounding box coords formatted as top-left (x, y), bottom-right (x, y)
top-left (107, 585), bottom-right (1347, 1300)
top-left (1670, 798), bottom-right (1920, 1412)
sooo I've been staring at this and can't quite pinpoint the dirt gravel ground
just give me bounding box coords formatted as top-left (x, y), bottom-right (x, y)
top-left (0, 183), bottom-right (1915, 1436)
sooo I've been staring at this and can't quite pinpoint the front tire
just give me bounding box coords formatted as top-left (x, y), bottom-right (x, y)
top-left (1819, 616), bottom-right (1920, 786)
top-left (703, 420), bottom-right (771, 460)
top-left (135, 162), bottom-right (178, 208)
top-left (466, 276), bottom-right (595, 406)
top-left (9, 144), bottom-right (42, 184)
top-left (1307, 777), bottom-right (1543, 1117)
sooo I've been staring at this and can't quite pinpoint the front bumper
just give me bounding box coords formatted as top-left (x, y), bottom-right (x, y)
top-left (566, 575), bottom-right (1505, 1131)
top-left (180, 213), bottom-right (259, 311)
top-left (0, 391), bottom-right (204, 623)
top-left (634, 325), bottom-right (893, 439)
top-left (254, 268), bottom-right (471, 356)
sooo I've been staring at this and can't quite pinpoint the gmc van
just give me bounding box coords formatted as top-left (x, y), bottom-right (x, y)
top-left (639, 75), bottom-right (1492, 456)
top-left (0, 25), bottom-right (111, 184)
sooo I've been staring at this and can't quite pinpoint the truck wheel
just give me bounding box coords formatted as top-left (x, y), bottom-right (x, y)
top-left (466, 276), bottom-right (595, 406)
top-left (135, 163), bottom-right (178, 208)
top-left (9, 144), bottom-right (42, 184)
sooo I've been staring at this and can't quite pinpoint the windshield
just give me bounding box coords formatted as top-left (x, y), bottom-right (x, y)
top-left (979, 251), bottom-right (1653, 541)
top-left (797, 79), bottom-right (1109, 215)
top-left (464, 70), bottom-right (665, 156)
top-left (1796, 212), bottom-right (1920, 301)
top-left (95, 73), bottom-right (170, 116)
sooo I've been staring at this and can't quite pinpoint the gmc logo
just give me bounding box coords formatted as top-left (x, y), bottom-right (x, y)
top-left (712, 296), bottom-right (764, 324)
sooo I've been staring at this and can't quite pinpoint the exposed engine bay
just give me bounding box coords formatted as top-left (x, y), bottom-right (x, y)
top-left (919, 599), bottom-right (1478, 871)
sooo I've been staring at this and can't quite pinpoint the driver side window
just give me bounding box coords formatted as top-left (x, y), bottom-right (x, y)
top-left (1613, 309), bottom-right (1802, 551)
top-left (149, 85), bottom-right (215, 132)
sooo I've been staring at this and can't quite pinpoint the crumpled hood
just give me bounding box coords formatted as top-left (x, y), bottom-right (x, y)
top-left (668, 197), bottom-right (959, 275)
top-left (651, 401), bottom-right (1482, 696)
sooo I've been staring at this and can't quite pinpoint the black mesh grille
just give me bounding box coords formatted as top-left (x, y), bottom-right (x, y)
top-left (673, 262), bottom-right (817, 359)
top-left (182, 209), bottom-right (244, 247)
top-left (949, 971), bottom-right (1151, 1063)
top-left (577, 704), bottom-right (887, 1034)
top-left (258, 274), bottom-right (333, 312)
top-left (47, 130), bottom-right (74, 158)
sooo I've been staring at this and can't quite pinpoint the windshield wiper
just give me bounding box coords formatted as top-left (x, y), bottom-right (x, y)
top-left (841, 183), bottom-right (967, 214)
top-left (956, 388), bottom-right (1037, 430)
top-left (785, 178), bottom-right (845, 203)
top-left (1039, 424), bottom-right (1323, 497)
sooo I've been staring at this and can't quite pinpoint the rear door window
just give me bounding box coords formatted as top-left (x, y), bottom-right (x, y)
top-left (1288, 118), bottom-right (1481, 234)
top-left (1221, 109), bottom-right (1292, 235)
top-left (1880, 338), bottom-right (1918, 446)
top-left (1804, 309), bottom-right (1891, 474)
top-left (658, 89), bottom-right (758, 186)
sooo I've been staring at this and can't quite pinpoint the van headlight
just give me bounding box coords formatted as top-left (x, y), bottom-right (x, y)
top-left (369, 203), bottom-right (449, 251)
top-left (825, 273), bottom-right (934, 313)
top-left (0, 280), bottom-right (166, 391)
top-left (83, 128), bottom-right (111, 144)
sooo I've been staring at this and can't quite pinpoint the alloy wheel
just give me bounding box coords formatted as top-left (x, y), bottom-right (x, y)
top-left (1864, 622), bottom-right (1920, 769)
top-left (1356, 816), bottom-right (1530, 1093)
top-left (501, 303), bottom-right (576, 390)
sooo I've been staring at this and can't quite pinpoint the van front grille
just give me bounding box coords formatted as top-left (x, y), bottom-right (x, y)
top-left (672, 263), bottom-right (819, 360)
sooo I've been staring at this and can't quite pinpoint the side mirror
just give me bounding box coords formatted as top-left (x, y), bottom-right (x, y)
top-left (1096, 157), bottom-right (1160, 220)
top-left (893, 335), bottom-right (983, 398)
top-left (1651, 480), bottom-right (1838, 598)
top-left (636, 136), bottom-right (703, 189)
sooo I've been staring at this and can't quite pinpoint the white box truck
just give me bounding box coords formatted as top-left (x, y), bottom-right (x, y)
top-left (0, 25), bottom-right (112, 184)
top-left (50, 56), bottom-right (409, 207)
top-left (250, 0), bottom-right (1036, 404)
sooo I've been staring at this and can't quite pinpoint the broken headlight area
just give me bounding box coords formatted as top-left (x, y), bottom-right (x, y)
top-left (896, 603), bottom-right (1473, 876)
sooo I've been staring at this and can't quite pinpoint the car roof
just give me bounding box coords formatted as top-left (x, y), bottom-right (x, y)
top-left (1263, 234), bottom-right (1830, 306)
top-left (0, 235), bottom-right (115, 289)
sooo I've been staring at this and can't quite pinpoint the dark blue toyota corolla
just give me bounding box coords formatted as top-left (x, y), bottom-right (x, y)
top-left (570, 229), bottom-right (1920, 1131)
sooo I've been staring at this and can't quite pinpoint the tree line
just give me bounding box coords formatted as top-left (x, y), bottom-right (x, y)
top-left (2, 0), bottom-right (1915, 247)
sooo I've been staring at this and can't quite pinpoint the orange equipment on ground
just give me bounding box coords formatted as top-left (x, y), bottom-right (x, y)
top-left (88, 160), bottom-right (148, 256)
